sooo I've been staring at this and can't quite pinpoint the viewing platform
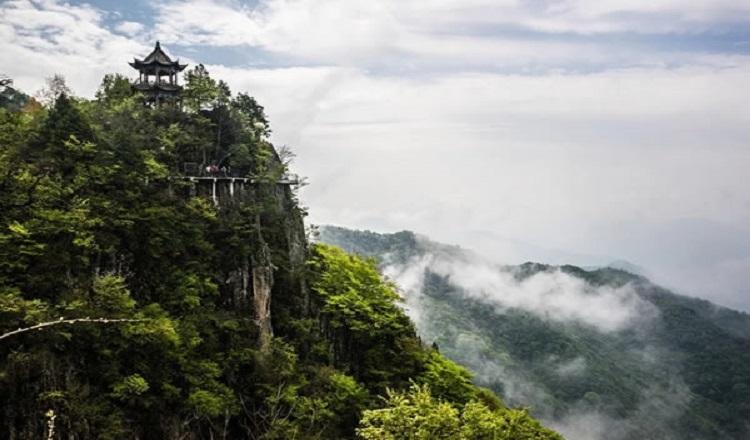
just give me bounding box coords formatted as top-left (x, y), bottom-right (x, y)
top-left (170, 173), bottom-right (301, 205)
top-left (176, 175), bottom-right (300, 185)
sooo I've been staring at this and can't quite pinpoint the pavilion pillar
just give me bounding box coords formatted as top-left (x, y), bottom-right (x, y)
top-left (130, 42), bottom-right (187, 107)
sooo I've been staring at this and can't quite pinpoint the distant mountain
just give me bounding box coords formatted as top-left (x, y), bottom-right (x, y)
top-left (586, 218), bottom-right (750, 312)
top-left (318, 225), bottom-right (750, 440)
top-left (602, 260), bottom-right (648, 277)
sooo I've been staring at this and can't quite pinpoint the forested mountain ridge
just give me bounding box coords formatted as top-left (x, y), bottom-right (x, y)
top-left (0, 72), bottom-right (561, 440)
top-left (318, 225), bottom-right (750, 440)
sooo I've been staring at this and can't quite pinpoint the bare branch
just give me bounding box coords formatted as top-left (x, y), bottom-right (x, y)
top-left (0, 317), bottom-right (148, 341)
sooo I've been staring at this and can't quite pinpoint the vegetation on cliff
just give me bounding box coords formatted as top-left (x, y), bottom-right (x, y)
top-left (0, 73), bottom-right (560, 439)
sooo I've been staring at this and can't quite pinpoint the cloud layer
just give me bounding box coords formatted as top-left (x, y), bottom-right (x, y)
top-left (2, 0), bottom-right (750, 309)
top-left (383, 248), bottom-right (657, 333)
top-left (377, 240), bottom-right (693, 440)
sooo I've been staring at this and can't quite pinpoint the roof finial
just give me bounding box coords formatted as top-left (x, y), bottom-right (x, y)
top-left (156, 41), bottom-right (161, 49)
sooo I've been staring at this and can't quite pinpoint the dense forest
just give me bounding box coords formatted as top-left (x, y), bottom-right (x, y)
top-left (319, 226), bottom-right (750, 440)
top-left (0, 72), bottom-right (562, 439)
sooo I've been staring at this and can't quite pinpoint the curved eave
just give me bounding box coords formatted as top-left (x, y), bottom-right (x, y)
top-left (130, 59), bottom-right (185, 69)
top-left (133, 83), bottom-right (183, 92)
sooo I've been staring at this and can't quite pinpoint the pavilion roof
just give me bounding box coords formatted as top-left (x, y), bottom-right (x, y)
top-left (130, 42), bottom-right (188, 71)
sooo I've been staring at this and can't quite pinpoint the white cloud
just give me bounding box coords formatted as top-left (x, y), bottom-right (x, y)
top-left (115, 20), bottom-right (145, 36)
top-left (3, 0), bottom-right (750, 310)
top-left (155, 0), bottom-right (263, 46)
top-left (154, 0), bottom-right (407, 63)
top-left (531, 0), bottom-right (750, 33)
top-left (383, 249), bottom-right (657, 332)
top-left (0, 0), bottom-right (149, 96)
top-left (549, 379), bottom-right (693, 440)
top-left (153, 0), bottom-right (750, 67)
top-left (555, 356), bottom-right (587, 377)
top-left (229, 62), bottom-right (750, 244)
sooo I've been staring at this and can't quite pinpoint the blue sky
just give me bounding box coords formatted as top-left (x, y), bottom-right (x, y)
top-left (2, 0), bottom-right (750, 310)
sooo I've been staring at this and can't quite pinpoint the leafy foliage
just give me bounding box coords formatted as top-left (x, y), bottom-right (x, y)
top-left (0, 74), bottom-right (559, 439)
top-left (357, 384), bottom-right (562, 440)
top-left (0, 77), bottom-right (32, 112)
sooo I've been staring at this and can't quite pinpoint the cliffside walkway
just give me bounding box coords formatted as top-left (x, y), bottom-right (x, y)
top-left (178, 175), bottom-right (300, 185)
top-left (172, 175), bottom-right (300, 205)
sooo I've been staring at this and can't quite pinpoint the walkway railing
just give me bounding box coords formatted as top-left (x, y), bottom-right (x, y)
top-left (171, 174), bottom-right (301, 205)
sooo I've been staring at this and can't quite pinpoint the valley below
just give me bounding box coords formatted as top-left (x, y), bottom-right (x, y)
top-left (319, 225), bottom-right (750, 440)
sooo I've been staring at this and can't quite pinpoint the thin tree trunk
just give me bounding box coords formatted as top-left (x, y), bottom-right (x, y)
top-left (0, 318), bottom-right (147, 341)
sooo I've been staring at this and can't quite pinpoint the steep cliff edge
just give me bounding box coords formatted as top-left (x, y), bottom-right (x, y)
top-left (0, 71), bottom-right (313, 438)
top-left (0, 73), bottom-right (561, 439)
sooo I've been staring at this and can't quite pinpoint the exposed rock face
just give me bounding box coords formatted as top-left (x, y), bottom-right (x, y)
top-left (252, 253), bottom-right (274, 351)
top-left (229, 256), bottom-right (250, 310)
top-left (201, 173), bottom-right (308, 350)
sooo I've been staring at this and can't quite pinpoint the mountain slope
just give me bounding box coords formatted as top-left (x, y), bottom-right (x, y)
top-left (0, 73), bottom-right (561, 439)
top-left (319, 225), bottom-right (750, 440)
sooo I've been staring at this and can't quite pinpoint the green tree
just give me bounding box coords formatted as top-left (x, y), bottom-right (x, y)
top-left (0, 75), bottom-right (561, 440)
top-left (95, 74), bottom-right (134, 103)
top-left (357, 384), bottom-right (562, 440)
top-left (183, 64), bottom-right (220, 112)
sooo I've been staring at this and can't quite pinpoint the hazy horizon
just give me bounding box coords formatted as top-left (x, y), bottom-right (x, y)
top-left (3, 0), bottom-right (749, 311)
